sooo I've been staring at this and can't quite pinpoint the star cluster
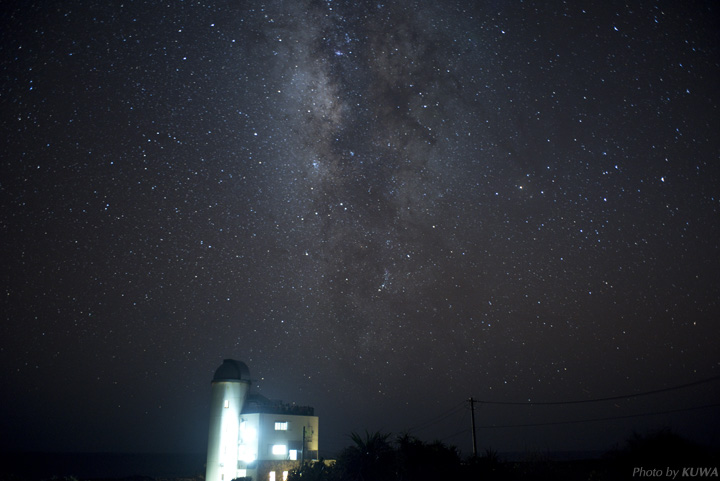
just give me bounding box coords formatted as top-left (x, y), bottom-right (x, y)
top-left (1, 0), bottom-right (719, 454)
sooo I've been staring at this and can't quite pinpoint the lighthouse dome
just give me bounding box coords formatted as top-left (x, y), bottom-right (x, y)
top-left (212, 359), bottom-right (251, 382)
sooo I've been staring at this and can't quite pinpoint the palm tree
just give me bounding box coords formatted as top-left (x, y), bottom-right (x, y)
top-left (336, 431), bottom-right (394, 481)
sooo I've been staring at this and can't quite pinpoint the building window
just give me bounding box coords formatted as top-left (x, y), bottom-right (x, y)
top-left (269, 472), bottom-right (275, 481)
top-left (282, 471), bottom-right (289, 481)
top-left (224, 400), bottom-right (229, 408)
top-left (271, 444), bottom-right (287, 455)
top-left (289, 450), bottom-right (298, 461)
top-left (274, 421), bottom-right (288, 430)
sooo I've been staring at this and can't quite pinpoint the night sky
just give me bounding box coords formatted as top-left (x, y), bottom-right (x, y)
top-left (2, 0), bottom-right (719, 457)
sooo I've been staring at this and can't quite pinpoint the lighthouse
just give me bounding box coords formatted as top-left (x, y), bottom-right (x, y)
top-left (205, 359), bottom-right (251, 481)
top-left (205, 359), bottom-right (320, 481)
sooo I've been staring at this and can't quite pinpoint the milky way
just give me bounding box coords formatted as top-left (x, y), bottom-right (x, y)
top-left (273, 3), bottom-right (478, 352)
top-left (1, 0), bottom-right (719, 455)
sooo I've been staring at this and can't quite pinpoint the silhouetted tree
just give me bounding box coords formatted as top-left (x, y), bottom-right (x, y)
top-left (462, 447), bottom-right (511, 480)
top-left (287, 459), bottom-right (337, 481)
top-left (335, 431), bottom-right (395, 481)
top-left (607, 428), bottom-right (716, 472)
top-left (395, 434), bottom-right (460, 481)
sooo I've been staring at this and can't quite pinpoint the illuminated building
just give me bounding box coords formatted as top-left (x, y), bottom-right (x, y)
top-left (206, 359), bottom-right (319, 481)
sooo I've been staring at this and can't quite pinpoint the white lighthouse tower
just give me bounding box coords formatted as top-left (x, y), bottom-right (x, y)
top-left (206, 359), bottom-right (251, 481)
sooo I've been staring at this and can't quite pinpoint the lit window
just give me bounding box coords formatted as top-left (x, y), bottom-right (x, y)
top-left (269, 471), bottom-right (276, 481)
top-left (224, 400), bottom-right (229, 408)
top-left (272, 444), bottom-right (287, 455)
top-left (283, 471), bottom-right (289, 481)
top-left (274, 421), bottom-right (288, 430)
top-left (289, 450), bottom-right (297, 461)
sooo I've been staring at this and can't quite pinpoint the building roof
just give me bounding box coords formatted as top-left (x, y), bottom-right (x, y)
top-left (243, 393), bottom-right (315, 416)
top-left (212, 359), bottom-right (251, 382)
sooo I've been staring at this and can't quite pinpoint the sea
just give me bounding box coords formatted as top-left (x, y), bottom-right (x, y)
top-left (0, 452), bottom-right (207, 480)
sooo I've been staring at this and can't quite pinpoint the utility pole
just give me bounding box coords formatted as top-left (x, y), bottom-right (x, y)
top-left (469, 397), bottom-right (477, 457)
top-left (301, 425), bottom-right (306, 464)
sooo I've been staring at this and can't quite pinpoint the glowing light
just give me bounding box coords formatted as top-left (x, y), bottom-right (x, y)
top-left (239, 445), bottom-right (256, 464)
top-left (240, 422), bottom-right (257, 443)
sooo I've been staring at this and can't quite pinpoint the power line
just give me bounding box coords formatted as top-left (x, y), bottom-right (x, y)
top-left (407, 400), bottom-right (466, 434)
top-left (477, 403), bottom-right (720, 429)
top-left (472, 374), bottom-right (720, 406)
top-left (441, 427), bottom-right (471, 443)
top-left (444, 403), bottom-right (719, 444)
